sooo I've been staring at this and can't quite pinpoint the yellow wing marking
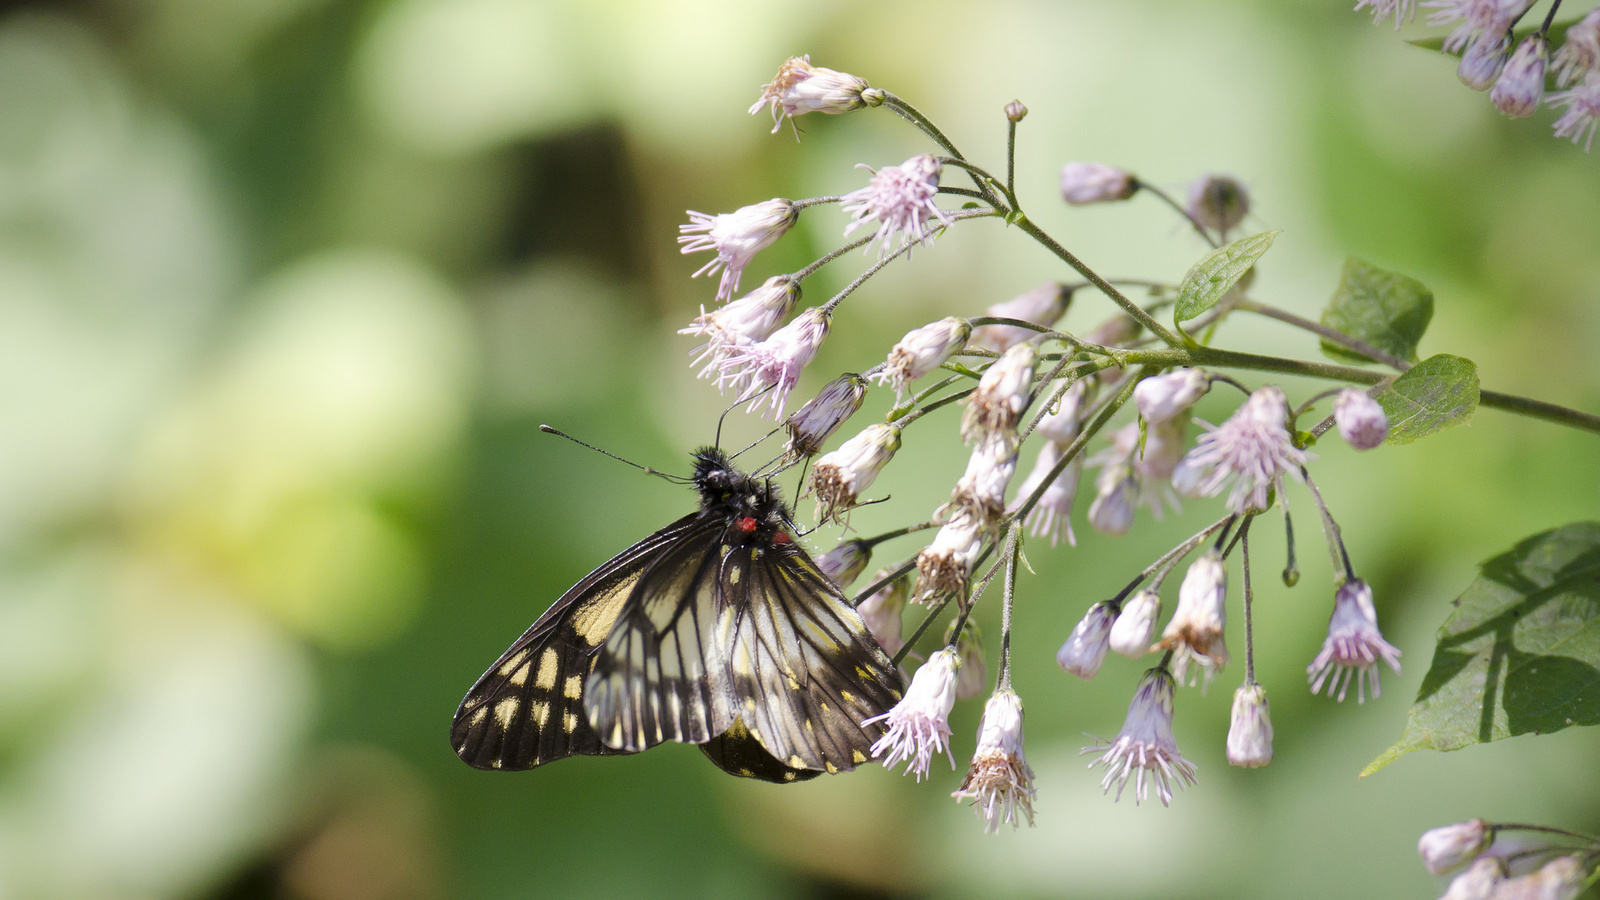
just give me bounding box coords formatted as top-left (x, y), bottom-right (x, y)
top-left (535, 648), bottom-right (560, 689)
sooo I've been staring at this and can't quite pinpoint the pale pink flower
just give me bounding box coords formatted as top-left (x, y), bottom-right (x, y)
top-left (952, 690), bottom-right (1036, 832)
top-left (857, 571), bottom-right (908, 656)
top-left (749, 56), bottom-right (873, 134)
top-left (1226, 683), bottom-right (1273, 768)
top-left (1553, 9), bottom-right (1600, 87)
top-left (1459, 33), bottom-right (1511, 91)
top-left (1057, 602), bottom-right (1116, 679)
top-left (1440, 857), bottom-right (1504, 900)
top-left (960, 341), bottom-right (1038, 443)
top-left (1307, 579), bottom-right (1402, 703)
top-left (1010, 440), bottom-right (1082, 547)
top-left (1491, 35), bottom-right (1549, 116)
top-left (915, 510), bottom-right (986, 603)
top-left (1159, 552), bottom-right (1230, 686)
top-left (678, 275), bottom-right (801, 375)
top-left (874, 316), bottom-right (971, 401)
top-left (1422, 0), bottom-right (1525, 54)
top-left (1549, 72), bottom-right (1600, 152)
top-left (842, 154), bottom-right (952, 258)
top-left (1083, 668), bottom-right (1197, 806)
top-left (1335, 387), bottom-right (1389, 450)
top-left (816, 539), bottom-right (871, 589)
top-left (1033, 379), bottom-right (1092, 444)
top-left (1419, 819), bottom-right (1493, 875)
top-left (866, 647), bottom-right (960, 780)
top-left (1355, 0), bottom-right (1418, 29)
top-left (943, 433), bottom-right (1019, 524)
top-left (1135, 368), bottom-right (1211, 424)
top-left (810, 423), bottom-right (901, 524)
top-left (717, 307), bottom-right (830, 417)
top-left (678, 199), bottom-right (798, 302)
top-left (1174, 386), bottom-right (1307, 513)
top-left (951, 622), bottom-right (987, 700)
top-left (1087, 463), bottom-right (1136, 536)
top-left (1060, 162), bottom-right (1138, 204)
top-left (784, 373), bottom-right (866, 459)
top-left (1109, 589), bottom-right (1160, 659)
top-left (970, 282), bottom-right (1072, 352)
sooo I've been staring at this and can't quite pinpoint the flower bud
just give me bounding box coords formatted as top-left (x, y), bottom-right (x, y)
top-left (1109, 589), bottom-right (1160, 658)
top-left (1531, 855), bottom-right (1585, 900)
top-left (857, 570), bottom-right (908, 655)
top-left (1134, 369), bottom-right (1211, 424)
top-left (1439, 857), bottom-right (1504, 900)
top-left (1160, 552), bottom-right (1229, 685)
top-left (811, 423), bottom-right (901, 523)
top-left (1060, 162), bottom-right (1138, 205)
top-left (948, 620), bottom-right (987, 700)
top-left (1057, 601), bottom-right (1116, 679)
top-left (1004, 100), bottom-right (1028, 122)
top-left (1226, 683), bottom-right (1273, 768)
top-left (874, 317), bottom-right (970, 401)
top-left (1459, 34), bottom-right (1510, 91)
top-left (749, 56), bottom-right (873, 133)
top-left (1034, 379), bottom-right (1092, 444)
top-left (1087, 465), bottom-right (1136, 536)
top-left (1553, 9), bottom-right (1600, 88)
top-left (1334, 387), bottom-right (1388, 450)
top-left (1186, 175), bottom-right (1250, 235)
top-left (961, 341), bottom-right (1038, 443)
top-left (816, 539), bottom-right (871, 588)
top-left (679, 199), bottom-right (799, 302)
top-left (970, 283), bottom-right (1072, 352)
top-left (1418, 819), bottom-right (1492, 875)
top-left (945, 433), bottom-right (1019, 524)
top-left (1491, 35), bottom-right (1548, 117)
top-left (784, 373), bottom-right (867, 459)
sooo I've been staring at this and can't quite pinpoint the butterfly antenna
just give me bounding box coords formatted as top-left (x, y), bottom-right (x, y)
top-left (731, 424), bottom-right (783, 462)
top-left (538, 425), bottom-right (690, 484)
top-left (716, 384), bottom-right (775, 449)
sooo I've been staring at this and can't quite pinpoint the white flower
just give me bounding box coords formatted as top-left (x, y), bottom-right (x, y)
top-left (678, 199), bottom-right (798, 302)
top-left (816, 539), bottom-right (871, 589)
top-left (1057, 602), bottom-right (1116, 679)
top-left (1109, 589), bottom-right (1161, 658)
top-left (1159, 552), bottom-right (1230, 686)
top-left (810, 423), bottom-right (901, 524)
top-left (866, 647), bottom-right (960, 780)
top-left (915, 510), bottom-right (986, 603)
top-left (1459, 33), bottom-right (1511, 91)
top-left (842, 154), bottom-right (952, 258)
top-left (1135, 416), bottom-right (1190, 483)
top-left (1226, 683), bottom-right (1274, 768)
top-left (717, 307), bottom-right (830, 417)
top-left (944, 433), bottom-right (1019, 524)
top-left (1307, 579), bottom-right (1402, 703)
top-left (784, 373), bottom-right (867, 459)
top-left (1033, 379), bottom-right (1093, 444)
top-left (952, 690), bottom-right (1036, 832)
top-left (679, 276), bottom-right (801, 375)
top-left (1419, 819), bottom-right (1493, 875)
top-left (1440, 857), bottom-right (1504, 900)
top-left (874, 317), bottom-right (971, 402)
top-left (1491, 35), bottom-right (1549, 116)
top-left (1060, 163), bottom-right (1138, 205)
top-left (749, 55), bottom-right (874, 134)
top-left (1527, 856), bottom-right (1585, 900)
top-left (1422, 0), bottom-right (1524, 54)
top-left (1083, 668), bottom-right (1197, 806)
top-left (1135, 369), bottom-right (1212, 424)
top-left (857, 571), bottom-right (908, 655)
top-left (1549, 72), bottom-right (1600, 152)
top-left (1553, 9), bottom-right (1600, 87)
top-left (961, 341), bottom-right (1038, 443)
top-left (971, 282), bottom-right (1072, 352)
top-left (1354, 0), bottom-right (1418, 29)
top-left (951, 622), bottom-right (987, 700)
top-left (1335, 387), bottom-right (1389, 450)
top-left (1175, 385), bottom-right (1307, 513)
top-left (1011, 440), bottom-right (1082, 547)
top-left (1186, 175), bottom-right (1250, 236)
top-left (1087, 463), bottom-right (1136, 536)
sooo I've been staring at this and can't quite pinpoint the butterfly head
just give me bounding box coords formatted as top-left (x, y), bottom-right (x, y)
top-left (690, 447), bottom-right (791, 537)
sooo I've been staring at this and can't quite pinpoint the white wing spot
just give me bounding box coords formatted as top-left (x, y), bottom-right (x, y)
top-left (563, 674), bottom-right (583, 699)
top-left (498, 649), bottom-right (530, 678)
top-left (563, 711), bottom-right (579, 733)
top-left (535, 648), bottom-right (560, 689)
top-left (493, 697), bottom-right (519, 729)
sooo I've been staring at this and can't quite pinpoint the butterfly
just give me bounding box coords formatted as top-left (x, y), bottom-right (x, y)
top-left (450, 446), bottom-right (906, 783)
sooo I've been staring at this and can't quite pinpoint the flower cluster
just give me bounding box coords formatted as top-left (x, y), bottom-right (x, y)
top-left (1415, 819), bottom-right (1597, 900)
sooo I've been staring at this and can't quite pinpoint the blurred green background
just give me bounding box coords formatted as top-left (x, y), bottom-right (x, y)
top-left (2, 0), bottom-right (1598, 898)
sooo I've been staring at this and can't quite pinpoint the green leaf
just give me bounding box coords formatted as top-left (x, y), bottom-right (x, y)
top-left (1375, 354), bottom-right (1478, 444)
top-left (1363, 522), bottom-right (1600, 776)
top-left (1172, 231), bottom-right (1279, 326)
top-left (1320, 258), bottom-right (1434, 365)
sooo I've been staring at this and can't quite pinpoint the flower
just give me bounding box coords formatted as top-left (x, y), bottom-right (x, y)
top-left (1060, 163), bottom-right (1138, 205)
top-left (866, 647), bottom-right (960, 780)
top-left (1458, 33), bottom-right (1511, 91)
top-left (1011, 440), bottom-right (1082, 547)
top-left (1439, 857), bottom-right (1504, 900)
top-left (1135, 368), bottom-right (1212, 424)
top-left (749, 56), bottom-right (874, 134)
top-left (810, 423), bottom-right (901, 524)
top-left (950, 621), bottom-right (987, 700)
top-left (1335, 387), bottom-right (1389, 450)
top-left (1174, 385), bottom-right (1306, 513)
top-left (1057, 601), bottom-right (1116, 679)
top-left (1491, 35), bottom-right (1549, 116)
top-left (1418, 819), bottom-right (1493, 875)
top-left (1109, 589), bottom-right (1160, 658)
top-left (1226, 683), bottom-right (1273, 768)
top-left (952, 690), bottom-right (1036, 832)
top-left (1033, 379), bottom-right (1093, 444)
top-left (1186, 175), bottom-right (1250, 237)
top-left (1087, 463), bottom-right (1136, 536)
top-left (914, 510), bottom-right (986, 603)
top-left (944, 433), bottom-right (1020, 525)
top-left (784, 373), bottom-right (867, 459)
top-left (678, 199), bottom-right (798, 302)
top-left (1307, 579), bottom-right (1403, 703)
top-left (1549, 72), bottom-right (1600, 152)
top-left (1354, 0), bottom-right (1418, 28)
top-left (1422, 0), bottom-right (1522, 54)
top-left (1083, 668), bottom-right (1197, 806)
top-left (679, 276), bottom-right (801, 375)
top-left (842, 154), bottom-right (952, 258)
top-left (717, 307), bottom-right (831, 417)
top-left (1135, 416), bottom-right (1190, 483)
top-left (960, 341), bottom-right (1038, 443)
top-left (816, 539), bottom-right (871, 589)
top-left (874, 317), bottom-right (971, 402)
top-left (1528, 856), bottom-right (1585, 900)
top-left (857, 571), bottom-right (908, 655)
top-left (1553, 9), bottom-right (1600, 87)
top-left (970, 282), bottom-right (1072, 352)
top-left (1159, 552), bottom-right (1230, 685)
top-left (1004, 100), bottom-right (1028, 122)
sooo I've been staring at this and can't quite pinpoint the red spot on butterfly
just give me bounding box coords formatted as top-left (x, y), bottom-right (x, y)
top-left (773, 531), bottom-right (792, 545)
top-left (737, 517), bottom-right (759, 534)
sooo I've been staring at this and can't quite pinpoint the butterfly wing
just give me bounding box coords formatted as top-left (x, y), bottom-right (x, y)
top-left (450, 513), bottom-right (707, 770)
top-left (699, 718), bottom-right (822, 783)
top-left (725, 545), bottom-right (906, 774)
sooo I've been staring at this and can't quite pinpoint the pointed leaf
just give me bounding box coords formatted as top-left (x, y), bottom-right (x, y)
top-left (1173, 231), bottom-right (1280, 326)
top-left (1364, 522), bottom-right (1600, 776)
top-left (1374, 354), bottom-right (1478, 445)
top-left (1320, 258), bottom-right (1434, 364)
